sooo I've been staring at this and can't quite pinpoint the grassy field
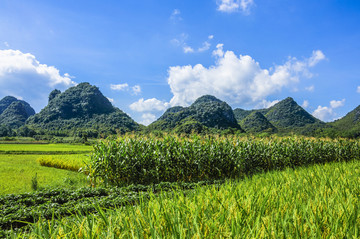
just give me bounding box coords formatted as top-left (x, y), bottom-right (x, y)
top-left (0, 154), bottom-right (88, 195)
top-left (0, 143), bottom-right (93, 154)
top-left (0, 143), bottom-right (92, 195)
top-left (13, 159), bottom-right (360, 238)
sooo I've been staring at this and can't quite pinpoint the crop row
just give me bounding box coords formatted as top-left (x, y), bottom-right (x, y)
top-left (85, 135), bottom-right (360, 186)
top-left (0, 180), bottom-right (221, 234)
top-left (37, 154), bottom-right (89, 171)
top-left (17, 159), bottom-right (360, 238)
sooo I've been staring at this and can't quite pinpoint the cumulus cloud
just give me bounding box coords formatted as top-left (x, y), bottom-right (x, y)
top-left (330, 99), bottom-right (345, 109)
top-left (0, 49), bottom-right (76, 111)
top-left (140, 113), bottom-right (157, 126)
top-left (302, 100), bottom-right (309, 108)
top-left (167, 44), bottom-right (325, 107)
top-left (217, 0), bottom-right (254, 14)
top-left (357, 86), bottom-right (360, 93)
top-left (312, 106), bottom-right (334, 122)
top-left (4, 42), bottom-right (9, 48)
top-left (129, 98), bottom-right (169, 112)
top-left (312, 99), bottom-right (345, 121)
top-left (110, 83), bottom-right (129, 91)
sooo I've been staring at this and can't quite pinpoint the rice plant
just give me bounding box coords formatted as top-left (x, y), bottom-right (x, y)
top-left (16, 159), bottom-right (360, 238)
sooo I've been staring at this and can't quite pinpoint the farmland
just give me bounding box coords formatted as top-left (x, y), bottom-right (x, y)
top-left (0, 144), bottom-right (91, 195)
top-left (7, 159), bottom-right (360, 238)
top-left (1, 136), bottom-right (360, 238)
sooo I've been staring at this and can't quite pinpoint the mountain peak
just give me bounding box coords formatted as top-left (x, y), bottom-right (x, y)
top-left (26, 82), bottom-right (140, 133)
top-left (150, 95), bottom-right (242, 132)
top-left (265, 97), bottom-right (320, 128)
top-left (192, 95), bottom-right (222, 106)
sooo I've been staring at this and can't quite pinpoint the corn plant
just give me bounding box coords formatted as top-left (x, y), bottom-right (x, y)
top-left (84, 135), bottom-right (360, 186)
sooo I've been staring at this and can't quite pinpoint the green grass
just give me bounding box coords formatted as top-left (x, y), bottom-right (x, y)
top-left (0, 155), bottom-right (88, 195)
top-left (37, 154), bottom-right (89, 171)
top-left (0, 143), bottom-right (93, 154)
top-left (17, 159), bottom-right (360, 238)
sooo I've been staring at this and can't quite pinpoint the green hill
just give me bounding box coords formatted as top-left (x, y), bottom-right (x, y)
top-left (0, 96), bottom-right (35, 128)
top-left (240, 111), bottom-right (277, 133)
top-left (329, 104), bottom-right (360, 137)
top-left (264, 97), bottom-right (321, 128)
top-left (149, 95), bottom-right (242, 133)
top-left (234, 97), bottom-right (322, 133)
top-left (26, 82), bottom-right (140, 134)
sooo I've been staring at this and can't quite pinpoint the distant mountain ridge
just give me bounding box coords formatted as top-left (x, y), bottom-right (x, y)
top-left (1, 82), bottom-right (359, 138)
top-left (26, 82), bottom-right (140, 134)
top-left (234, 97), bottom-right (322, 132)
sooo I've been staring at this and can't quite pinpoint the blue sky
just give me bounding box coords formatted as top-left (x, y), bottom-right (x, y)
top-left (0, 0), bottom-right (360, 125)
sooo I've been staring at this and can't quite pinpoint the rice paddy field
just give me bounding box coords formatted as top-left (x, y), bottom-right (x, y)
top-left (0, 143), bottom-right (93, 155)
top-left (1, 136), bottom-right (360, 238)
top-left (0, 144), bottom-right (91, 195)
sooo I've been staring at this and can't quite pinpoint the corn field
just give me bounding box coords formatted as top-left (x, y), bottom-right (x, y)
top-left (85, 135), bottom-right (360, 186)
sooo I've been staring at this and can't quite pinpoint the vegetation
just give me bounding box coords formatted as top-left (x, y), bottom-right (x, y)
top-left (37, 154), bottom-right (89, 171)
top-left (0, 180), bottom-right (220, 236)
top-left (85, 135), bottom-right (360, 186)
top-left (0, 143), bottom-right (92, 154)
top-left (240, 111), bottom-right (277, 133)
top-left (329, 105), bottom-right (360, 138)
top-left (9, 159), bottom-right (360, 238)
top-left (26, 82), bottom-right (141, 136)
top-left (0, 154), bottom-right (87, 195)
top-left (234, 97), bottom-right (325, 135)
top-left (148, 95), bottom-right (242, 134)
top-left (0, 96), bottom-right (35, 129)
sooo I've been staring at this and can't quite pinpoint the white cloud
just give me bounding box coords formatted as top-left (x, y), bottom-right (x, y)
top-left (217, 0), bottom-right (254, 14)
top-left (305, 85), bottom-right (314, 92)
top-left (183, 45), bottom-right (195, 53)
top-left (302, 100), bottom-right (309, 108)
top-left (140, 113), bottom-right (157, 126)
top-left (312, 106), bottom-right (334, 122)
top-left (198, 42), bottom-right (211, 53)
top-left (111, 83), bottom-right (141, 95)
top-left (173, 34), bottom-right (213, 54)
top-left (170, 9), bottom-right (182, 22)
top-left (129, 98), bottom-right (169, 112)
top-left (330, 99), bottom-right (345, 109)
top-left (212, 43), bottom-right (224, 57)
top-left (167, 44), bottom-right (325, 108)
top-left (0, 49), bottom-right (76, 111)
top-left (4, 42), bottom-right (9, 48)
top-left (107, 97), bottom-right (114, 103)
top-left (110, 83), bottom-right (129, 91)
top-left (357, 86), bottom-right (360, 93)
top-left (256, 99), bottom-right (279, 109)
top-left (312, 99), bottom-right (345, 121)
top-left (308, 50), bottom-right (326, 67)
top-left (132, 85), bottom-right (141, 95)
